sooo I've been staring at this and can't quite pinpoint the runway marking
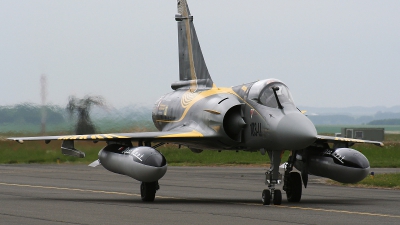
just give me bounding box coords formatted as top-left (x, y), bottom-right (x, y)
top-left (275, 205), bottom-right (400, 219)
top-left (0, 182), bottom-right (141, 197)
top-left (1, 182), bottom-right (400, 219)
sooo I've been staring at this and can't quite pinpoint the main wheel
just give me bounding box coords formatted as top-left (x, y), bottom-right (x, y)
top-left (286, 172), bottom-right (302, 202)
top-left (273, 189), bottom-right (282, 205)
top-left (140, 182), bottom-right (157, 202)
top-left (262, 189), bottom-right (271, 205)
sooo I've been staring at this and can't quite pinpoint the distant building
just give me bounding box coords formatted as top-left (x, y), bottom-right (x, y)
top-left (341, 127), bottom-right (384, 141)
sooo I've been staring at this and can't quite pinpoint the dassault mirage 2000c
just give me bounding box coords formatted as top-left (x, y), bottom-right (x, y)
top-left (9, 0), bottom-right (383, 205)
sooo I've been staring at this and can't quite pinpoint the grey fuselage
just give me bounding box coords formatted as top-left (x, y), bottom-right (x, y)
top-left (152, 79), bottom-right (317, 152)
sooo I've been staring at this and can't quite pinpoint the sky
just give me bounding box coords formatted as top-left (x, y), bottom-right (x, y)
top-left (1, 0), bottom-right (399, 109)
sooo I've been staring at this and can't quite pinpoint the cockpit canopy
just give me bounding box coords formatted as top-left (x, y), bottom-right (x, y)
top-left (248, 79), bottom-right (295, 108)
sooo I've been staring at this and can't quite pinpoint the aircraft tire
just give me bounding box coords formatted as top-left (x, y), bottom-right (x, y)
top-left (286, 172), bottom-right (302, 202)
top-left (140, 182), bottom-right (157, 202)
top-left (262, 189), bottom-right (271, 205)
top-left (273, 189), bottom-right (282, 205)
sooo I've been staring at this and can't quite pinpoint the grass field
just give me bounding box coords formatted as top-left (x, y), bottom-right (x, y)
top-left (329, 173), bottom-right (400, 189)
top-left (2, 133), bottom-right (400, 188)
top-left (1, 133), bottom-right (399, 167)
top-left (0, 140), bottom-right (287, 166)
top-left (358, 173), bottom-right (400, 188)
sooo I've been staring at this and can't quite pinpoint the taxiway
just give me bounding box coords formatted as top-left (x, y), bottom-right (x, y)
top-left (0, 165), bottom-right (399, 225)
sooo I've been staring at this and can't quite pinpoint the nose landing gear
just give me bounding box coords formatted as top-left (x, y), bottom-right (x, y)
top-left (263, 150), bottom-right (304, 205)
top-left (262, 188), bottom-right (283, 205)
top-left (262, 150), bottom-right (283, 205)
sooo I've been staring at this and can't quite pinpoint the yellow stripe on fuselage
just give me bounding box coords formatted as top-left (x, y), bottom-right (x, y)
top-left (156, 87), bottom-right (240, 123)
top-left (156, 86), bottom-right (266, 124)
top-left (158, 130), bottom-right (203, 138)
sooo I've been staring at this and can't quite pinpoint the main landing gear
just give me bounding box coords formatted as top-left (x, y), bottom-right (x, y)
top-left (284, 172), bottom-right (302, 202)
top-left (282, 151), bottom-right (302, 202)
top-left (140, 181), bottom-right (159, 202)
top-left (263, 150), bottom-right (303, 205)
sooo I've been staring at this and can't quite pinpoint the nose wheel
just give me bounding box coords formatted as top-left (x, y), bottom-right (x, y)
top-left (262, 189), bottom-right (270, 205)
top-left (273, 189), bottom-right (282, 205)
top-left (262, 189), bottom-right (282, 205)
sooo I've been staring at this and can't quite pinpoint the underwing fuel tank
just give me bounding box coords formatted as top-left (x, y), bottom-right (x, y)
top-left (294, 148), bottom-right (370, 183)
top-left (98, 144), bottom-right (167, 182)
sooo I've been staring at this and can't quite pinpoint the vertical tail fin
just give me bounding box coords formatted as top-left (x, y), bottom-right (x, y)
top-left (174, 0), bottom-right (214, 91)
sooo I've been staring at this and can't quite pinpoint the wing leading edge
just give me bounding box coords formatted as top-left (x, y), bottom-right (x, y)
top-left (9, 133), bottom-right (384, 147)
top-left (316, 135), bottom-right (384, 147)
top-left (8, 129), bottom-right (208, 144)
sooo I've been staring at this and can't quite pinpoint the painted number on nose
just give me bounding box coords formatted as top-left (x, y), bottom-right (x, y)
top-left (250, 123), bottom-right (262, 137)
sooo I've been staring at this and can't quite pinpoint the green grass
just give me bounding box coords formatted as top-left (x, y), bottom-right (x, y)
top-left (1, 133), bottom-right (399, 167)
top-left (356, 144), bottom-right (400, 168)
top-left (359, 173), bottom-right (400, 188)
top-left (159, 146), bottom-right (291, 166)
top-left (0, 140), bottom-right (289, 165)
top-left (329, 173), bottom-right (400, 189)
top-left (0, 141), bottom-right (98, 164)
top-left (1, 140), bottom-right (399, 167)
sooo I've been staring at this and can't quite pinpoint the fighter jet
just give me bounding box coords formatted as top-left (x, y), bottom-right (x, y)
top-left (9, 0), bottom-right (383, 205)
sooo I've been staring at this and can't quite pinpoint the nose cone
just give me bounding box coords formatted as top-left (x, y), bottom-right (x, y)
top-left (275, 113), bottom-right (317, 150)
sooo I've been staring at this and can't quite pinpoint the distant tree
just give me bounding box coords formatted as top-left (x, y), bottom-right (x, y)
top-left (367, 119), bottom-right (400, 125)
top-left (0, 104), bottom-right (64, 125)
top-left (66, 95), bottom-right (106, 134)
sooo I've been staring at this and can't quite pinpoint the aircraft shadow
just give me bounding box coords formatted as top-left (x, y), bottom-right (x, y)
top-left (23, 195), bottom-right (371, 207)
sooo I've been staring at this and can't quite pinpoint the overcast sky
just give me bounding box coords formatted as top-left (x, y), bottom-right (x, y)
top-left (1, 0), bottom-right (399, 109)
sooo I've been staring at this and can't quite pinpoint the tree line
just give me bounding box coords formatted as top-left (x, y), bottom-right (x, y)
top-left (0, 104), bottom-right (65, 125)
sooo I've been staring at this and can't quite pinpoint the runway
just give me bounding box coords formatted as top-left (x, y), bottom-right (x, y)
top-left (0, 165), bottom-right (399, 225)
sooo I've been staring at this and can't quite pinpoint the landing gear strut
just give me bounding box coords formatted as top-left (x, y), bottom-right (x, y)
top-left (140, 181), bottom-right (159, 202)
top-left (262, 150), bottom-right (283, 205)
